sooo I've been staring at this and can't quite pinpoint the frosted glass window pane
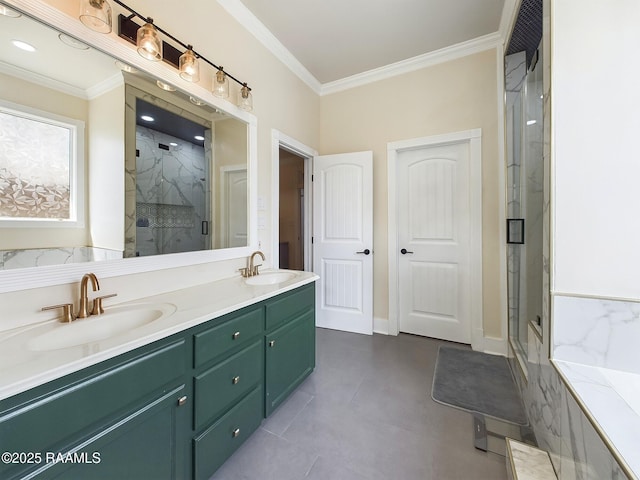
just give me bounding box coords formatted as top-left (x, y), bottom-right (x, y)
top-left (0, 110), bottom-right (71, 220)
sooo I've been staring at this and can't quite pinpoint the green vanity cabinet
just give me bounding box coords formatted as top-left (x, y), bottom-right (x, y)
top-left (264, 283), bottom-right (315, 416)
top-left (0, 281), bottom-right (316, 480)
top-left (0, 338), bottom-right (190, 480)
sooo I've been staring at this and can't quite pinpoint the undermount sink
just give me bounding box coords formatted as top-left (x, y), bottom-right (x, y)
top-left (244, 271), bottom-right (297, 286)
top-left (27, 303), bottom-right (176, 351)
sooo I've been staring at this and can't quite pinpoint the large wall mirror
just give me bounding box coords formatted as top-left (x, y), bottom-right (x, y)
top-left (0, 0), bottom-right (257, 293)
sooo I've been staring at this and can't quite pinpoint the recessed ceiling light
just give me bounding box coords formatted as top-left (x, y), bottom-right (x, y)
top-left (194, 135), bottom-right (205, 141)
top-left (11, 40), bottom-right (36, 52)
top-left (526, 120), bottom-right (537, 126)
top-left (156, 80), bottom-right (176, 92)
top-left (170, 142), bottom-right (178, 146)
top-left (0, 6), bottom-right (21, 17)
top-left (140, 115), bottom-right (154, 122)
top-left (58, 33), bottom-right (89, 50)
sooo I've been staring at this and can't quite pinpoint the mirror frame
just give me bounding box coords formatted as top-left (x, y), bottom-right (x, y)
top-left (0, 0), bottom-right (258, 293)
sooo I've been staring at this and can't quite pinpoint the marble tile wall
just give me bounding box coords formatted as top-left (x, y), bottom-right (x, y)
top-left (134, 126), bottom-right (208, 257)
top-left (554, 296), bottom-right (640, 375)
top-left (0, 246), bottom-right (122, 270)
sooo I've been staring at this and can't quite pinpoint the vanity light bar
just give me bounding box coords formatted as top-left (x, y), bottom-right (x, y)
top-left (110, 0), bottom-right (252, 99)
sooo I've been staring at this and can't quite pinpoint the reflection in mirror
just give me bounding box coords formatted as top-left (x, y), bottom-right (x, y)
top-left (123, 78), bottom-right (248, 257)
top-left (0, 3), bottom-right (250, 271)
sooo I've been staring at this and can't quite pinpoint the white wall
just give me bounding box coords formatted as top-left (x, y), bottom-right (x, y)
top-left (552, 0), bottom-right (640, 300)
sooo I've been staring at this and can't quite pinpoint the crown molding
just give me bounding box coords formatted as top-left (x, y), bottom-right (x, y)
top-left (320, 32), bottom-right (501, 95)
top-left (86, 73), bottom-right (124, 100)
top-left (217, 0), bottom-right (322, 95)
top-left (0, 60), bottom-right (89, 99)
top-left (218, 0), bottom-right (501, 96)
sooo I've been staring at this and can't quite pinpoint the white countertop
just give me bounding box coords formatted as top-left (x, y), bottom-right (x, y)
top-left (0, 270), bottom-right (318, 402)
top-left (553, 360), bottom-right (640, 479)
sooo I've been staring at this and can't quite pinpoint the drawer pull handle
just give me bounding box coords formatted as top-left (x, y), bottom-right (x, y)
top-left (269, 340), bottom-right (276, 347)
top-left (232, 375), bottom-right (240, 385)
top-left (232, 428), bottom-right (240, 438)
top-left (232, 331), bottom-right (241, 340)
top-left (177, 396), bottom-right (188, 407)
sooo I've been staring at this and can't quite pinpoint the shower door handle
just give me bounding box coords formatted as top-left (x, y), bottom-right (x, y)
top-left (202, 220), bottom-right (209, 235)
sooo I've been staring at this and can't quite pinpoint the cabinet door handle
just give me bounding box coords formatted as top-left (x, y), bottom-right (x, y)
top-left (232, 376), bottom-right (240, 385)
top-left (177, 396), bottom-right (188, 407)
top-left (232, 331), bottom-right (240, 340)
top-left (232, 428), bottom-right (240, 438)
top-left (268, 340), bottom-right (276, 347)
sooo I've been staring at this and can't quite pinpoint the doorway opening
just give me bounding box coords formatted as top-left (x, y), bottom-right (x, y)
top-left (278, 148), bottom-right (305, 270)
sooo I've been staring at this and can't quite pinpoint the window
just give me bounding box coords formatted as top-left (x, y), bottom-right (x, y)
top-left (0, 100), bottom-right (84, 227)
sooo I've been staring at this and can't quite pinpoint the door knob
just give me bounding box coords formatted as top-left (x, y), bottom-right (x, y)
top-left (400, 248), bottom-right (414, 255)
top-left (356, 249), bottom-right (370, 255)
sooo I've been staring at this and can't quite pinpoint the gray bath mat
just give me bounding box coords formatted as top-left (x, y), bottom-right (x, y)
top-left (431, 346), bottom-right (528, 425)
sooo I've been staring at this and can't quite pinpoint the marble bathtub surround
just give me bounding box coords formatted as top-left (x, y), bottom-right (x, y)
top-left (550, 294), bottom-right (640, 479)
top-left (553, 360), bottom-right (639, 479)
top-left (553, 295), bottom-right (640, 375)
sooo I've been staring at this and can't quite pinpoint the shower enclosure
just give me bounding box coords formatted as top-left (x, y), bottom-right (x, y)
top-left (505, 43), bottom-right (544, 375)
top-left (134, 99), bottom-right (211, 257)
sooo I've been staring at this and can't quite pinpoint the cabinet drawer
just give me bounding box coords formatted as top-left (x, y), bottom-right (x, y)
top-left (194, 307), bottom-right (263, 368)
top-left (265, 283), bottom-right (314, 331)
top-left (193, 386), bottom-right (263, 480)
top-left (194, 339), bottom-right (262, 429)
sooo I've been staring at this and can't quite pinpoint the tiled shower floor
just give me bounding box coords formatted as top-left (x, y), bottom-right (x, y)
top-left (210, 328), bottom-right (508, 480)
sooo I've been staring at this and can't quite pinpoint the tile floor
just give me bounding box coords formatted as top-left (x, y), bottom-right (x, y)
top-left (210, 328), bottom-right (509, 480)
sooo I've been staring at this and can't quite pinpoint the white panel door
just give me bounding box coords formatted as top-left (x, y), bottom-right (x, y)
top-left (313, 151), bottom-right (373, 335)
top-left (397, 142), bottom-right (471, 343)
top-left (220, 167), bottom-right (247, 248)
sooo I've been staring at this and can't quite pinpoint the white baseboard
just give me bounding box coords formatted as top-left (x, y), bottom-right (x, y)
top-left (482, 336), bottom-right (508, 356)
top-left (373, 316), bottom-right (389, 335)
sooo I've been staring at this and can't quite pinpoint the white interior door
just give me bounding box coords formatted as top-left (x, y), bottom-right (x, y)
top-left (313, 151), bottom-right (373, 335)
top-left (397, 142), bottom-right (472, 343)
top-left (220, 166), bottom-right (247, 248)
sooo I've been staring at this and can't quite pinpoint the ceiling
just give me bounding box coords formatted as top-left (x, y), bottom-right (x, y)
top-left (236, 0), bottom-right (506, 85)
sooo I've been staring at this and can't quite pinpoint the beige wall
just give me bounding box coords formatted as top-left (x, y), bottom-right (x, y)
top-left (88, 85), bottom-right (125, 251)
top-left (0, 71), bottom-right (90, 250)
top-left (319, 49), bottom-right (502, 338)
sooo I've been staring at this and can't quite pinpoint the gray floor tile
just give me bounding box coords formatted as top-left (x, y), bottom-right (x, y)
top-left (262, 389), bottom-right (314, 436)
top-left (209, 428), bottom-right (317, 480)
top-left (210, 329), bottom-right (509, 480)
top-left (304, 455), bottom-right (371, 480)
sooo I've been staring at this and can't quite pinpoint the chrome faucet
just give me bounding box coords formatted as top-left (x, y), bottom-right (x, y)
top-left (240, 251), bottom-right (265, 277)
top-left (78, 272), bottom-right (100, 318)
